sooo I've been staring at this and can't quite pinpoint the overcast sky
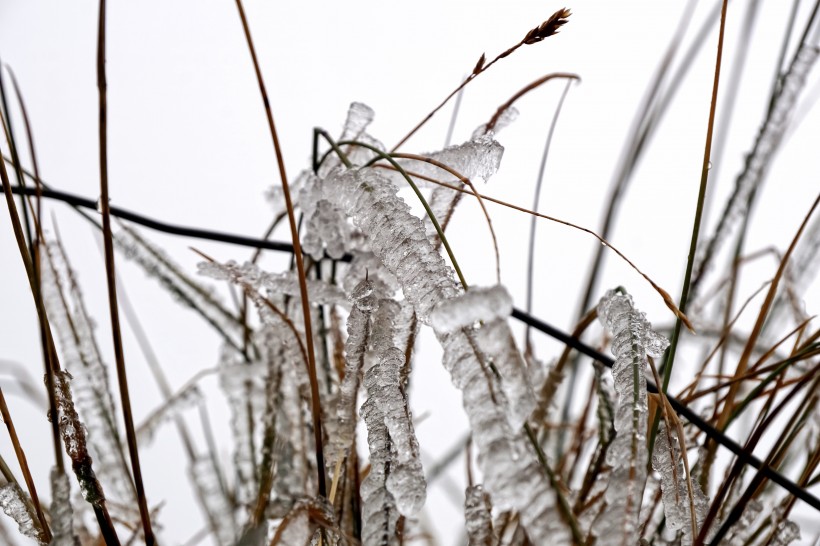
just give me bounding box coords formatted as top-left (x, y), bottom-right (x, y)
top-left (1, 1), bottom-right (819, 544)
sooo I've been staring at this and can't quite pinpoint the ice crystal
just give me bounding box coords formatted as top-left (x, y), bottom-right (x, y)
top-left (0, 483), bottom-right (43, 544)
top-left (464, 484), bottom-right (495, 546)
top-left (593, 288), bottom-right (668, 546)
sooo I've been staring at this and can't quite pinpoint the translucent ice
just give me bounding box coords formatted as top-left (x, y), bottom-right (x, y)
top-left (592, 288), bottom-right (668, 546)
top-left (0, 483), bottom-right (43, 544)
top-left (464, 485), bottom-right (495, 546)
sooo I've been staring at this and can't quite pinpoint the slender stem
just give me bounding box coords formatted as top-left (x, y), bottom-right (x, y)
top-left (95, 2), bottom-right (155, 543)
top-left (233, 0), bottom-right (326, 497)
top-left (660, 0), bottom-right (730, 392)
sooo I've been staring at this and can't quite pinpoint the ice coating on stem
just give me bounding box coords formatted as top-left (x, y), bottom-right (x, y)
top-left (692, 42), bottom-right (820, 293)
top-left (50, 370), bottom-right (106, 506)
top-left (313, 165), bottom-right (553, 539)
top-left (136, 385), bottom-right (202, 445)
top-left (432, 285), bottom-right (535, 428)
top-left (197, 260), bottom-right (348, 309)
top-left (0, 483), bottom-right (43, 544)
top-left (307, 166), bottom-right (460, 323)
top-left (651, 423), bottom-right (709, 545)
top-left (464, 484), bottom-right (495, 546)
top-left (115, 225), bottom-right (243, 346)
top-left (360, 392), bottom-right (399, 546)
top-left (328, 279), bottom-right (376, 465)
top-left (39, 241), bottom-right (135, 505)
top-left (218, 347), bottom-right (266, 506)
top-left (593, 288), bottom-right (668, 546)
top-left (363, 347), bottom-right (426, 516)
top-left (49, 468), bottom-right (80, 546)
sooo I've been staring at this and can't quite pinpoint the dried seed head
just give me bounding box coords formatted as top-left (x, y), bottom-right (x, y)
top-left (523, 8), bottom-right (571, 45)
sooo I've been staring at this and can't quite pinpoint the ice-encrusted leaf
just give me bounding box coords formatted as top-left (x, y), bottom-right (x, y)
top-left (136, 384), bottom-right (202, 445)
top-left (328, 279), bottom-right (376, 465)
top-left (651, 423), bottom-right (710, 545)
top-left (0, 482), bottom-right (44, 544)
top-left (363, 347), bottom-right (426, 516)
top-left (464, 484), bottom-right (495, 546)
top-left (432, 285), bottom-right (536, 428)
top-left (592, 288), bottom-right (668, 546)
top-left (360, 392), bottom-right (399, 546)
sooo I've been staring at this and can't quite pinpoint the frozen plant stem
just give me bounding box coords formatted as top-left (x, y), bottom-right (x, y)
top-left (233, 0), bottom-right (326, 497)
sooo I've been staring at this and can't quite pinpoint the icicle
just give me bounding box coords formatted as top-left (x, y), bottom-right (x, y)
top-left (651, 423), bottom-right (710, 545)
top-left (359, 392), bottom-right (399, 546)
top-left (0, 483), bottom-right (44, 544)
top-left (363, 347), bottom-right (426, 516)
top-left (49, 469), bottom-right (80, 546)
top-left (432, 286), bottom-right (536, 428)
top-left (327, 279), bottom-right (376, 466)
top-left (593, 288), bottom-right (668, 546)
top-left (464, 485), bottom-right (495, 546)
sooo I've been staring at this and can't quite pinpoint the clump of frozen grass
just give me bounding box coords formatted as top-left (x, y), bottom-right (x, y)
top-left (2, 5), bottom-right (819, 546)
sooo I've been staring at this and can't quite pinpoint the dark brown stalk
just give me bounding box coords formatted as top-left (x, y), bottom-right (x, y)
top-left (233, 0), bottom-right (326, 498)
top-left (95, 2), bottom-right (155, 543)
top-left (390, 8), bottom-right (570, 152)
top-left (0, 387), bottom-right (51, 542)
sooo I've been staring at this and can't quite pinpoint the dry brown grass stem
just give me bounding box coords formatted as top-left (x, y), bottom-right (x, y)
top-left (95, 1), bottom-right (154, 542)
top-left (233, 0), bottom-right (327, 498)
top-left (715, 191), bottom-right (820, 432)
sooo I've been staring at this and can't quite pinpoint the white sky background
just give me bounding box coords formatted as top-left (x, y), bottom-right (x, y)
top-left (1, 0), bottom-right (819, 544)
